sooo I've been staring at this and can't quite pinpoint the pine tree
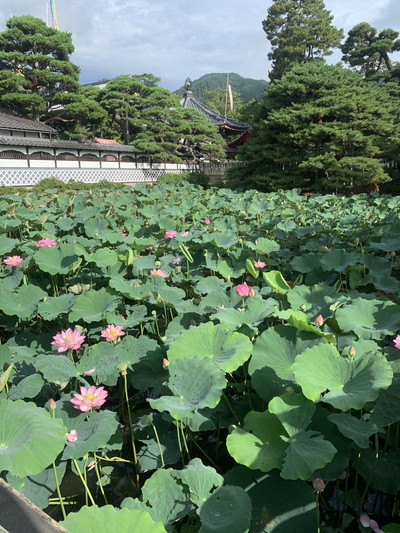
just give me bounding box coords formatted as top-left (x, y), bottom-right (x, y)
top-left (98, 76), bottom-right (225, 162)
top-left (237, 63), bottom-right (399, 193)
top-left (263, 0), bottom-right (343, 81)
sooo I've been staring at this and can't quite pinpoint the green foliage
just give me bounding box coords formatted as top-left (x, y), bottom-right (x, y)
top-left (237, 63), bottom-right (399, 193)
top-left (174, 72), bottom-right (268, 103)
top-left (203, 88), bottom-right (244, 120)
top-left (263, 0), bottom-right (344, 81)
top-left (342, 23), bottom-right (400, 81)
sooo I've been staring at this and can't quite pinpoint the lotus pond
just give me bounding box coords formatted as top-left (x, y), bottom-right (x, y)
top-left (0, 183), bottom-right (400, 533)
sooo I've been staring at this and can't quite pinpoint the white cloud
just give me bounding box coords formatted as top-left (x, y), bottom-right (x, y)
top-left (0, 0), bottom-right (398, 90)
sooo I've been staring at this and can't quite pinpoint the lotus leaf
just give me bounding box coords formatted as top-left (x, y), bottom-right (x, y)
top-left (0, 237), bottom-right (19, 255)
top-left (335, 298), bottom-right (400, 340)
top-left (172, 458), bottom-right (224, 508)
top-left (34, 243), bottom-right (79, 275)
top-left (8, 373), bottom-right (44, 400)
top-left (61, 505), bottom-right (167, 533)
top-left (199, 485), bottom-right (252, 533)
top-left (167, 322), bottom-right (253, 372)
top-left (0, 285), bottom-right (46, 318)
top-left (69, 287), bottom-right (120, 323)
top-left (0, 399), bottom-right (66, 477)
top-left (35, 355), bottom-right (79, 383)
top-left (149, 357), bottom-right (226, 420)
top-left (293, 344), bottom-right (393, 410)
top-left (38, 293), bottom-right (75, 320)
top-left (263, 270), bottom-right (291, 294)
top-left (328, 413), bottom-right (378, 448)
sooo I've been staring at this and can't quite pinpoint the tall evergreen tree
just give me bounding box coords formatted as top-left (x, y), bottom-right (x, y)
top-left (263, 0), bottom-right (343, 81)
top-left (98, 76), bottom-right (225, 162)
top-left (236, 63), bottom-right (399, 193)
top-left (341, 23), bottom-right (400, 81)
top-left (0, 15), bottom-right (106, 138)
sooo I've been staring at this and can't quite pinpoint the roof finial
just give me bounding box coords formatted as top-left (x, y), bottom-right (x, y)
top-left (184, 77), bottom-right (192, 95)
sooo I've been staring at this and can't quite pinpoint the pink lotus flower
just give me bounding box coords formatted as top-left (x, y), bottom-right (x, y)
top-left (165, 230), bottom-right (177, 238)
top-left (393, 335), bottom-right (400, 350)
top-left (312, 478), bottom-right (325, 493)
top-left (70, 385), bottom-right (108, 412)
top-left (51, 328), bottom-right (86, 353)
top-left (254, 260), bottom-right (266, 269)
top-left (181, 231), bottom-right (189, 237)
top-left (65, 430), bottom-right (78, 442)
top-left (173, 257), bottom-right (182, 265)
top-left (235, 282), bottom-right (251, 297)
top-left (3, 256), bottom-right (23, 267)
top-left (150, 269), bottom-right (168, 278)
top-left (39, 204), bottom-right (46, 208)
top-left (204, 219), bottom-right (211, 225)
top-left (360, 514), bottom-right (383, 533)
top-left (101, 324), bottom-right (126, 342)
top-left (36, 238), bottom-right (56, 248)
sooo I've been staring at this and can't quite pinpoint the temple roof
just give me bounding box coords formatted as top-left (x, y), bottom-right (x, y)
top-left (180, 77), bottom-right (250, 135)
top-left (0, 110), bottom-right (57, 134)
top-left (0, 136), bottom-right (135, 152)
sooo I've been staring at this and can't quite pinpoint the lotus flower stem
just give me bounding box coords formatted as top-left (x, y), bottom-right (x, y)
top-left (359, 433), bottom-right (380, 514)
top-left (189, 437), bottom-right (221, 472)
top-left (151, 422), bottom-right (165, 468)
top-left (72, 459), bottom-right (96, 506)
top-left (175, 421), bottom-right (185, 467)
top-left (222, 392), bottom-right (240, 425)
top-left (52, 461), bottom-right (67, 520)
top-left (180, 420), bottom-right (190, 459)
top-left (122, 372), bottom-right (139, 486)
top-left (93, 455), bottom-right (108, 504)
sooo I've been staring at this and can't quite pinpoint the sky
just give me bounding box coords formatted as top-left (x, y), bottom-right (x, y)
top-left (0, 0), bottom-right (398, 91)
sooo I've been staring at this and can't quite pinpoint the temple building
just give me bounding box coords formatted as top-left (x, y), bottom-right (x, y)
top-left (180, 77), bottom-right (250, 159)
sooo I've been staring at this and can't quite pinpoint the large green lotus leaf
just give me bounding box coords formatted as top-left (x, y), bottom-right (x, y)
top-left (268, 393), bottom-right (315, 438)
top-left (0, 285), bottom-right (46, 318)
top-left (370, 379), bottom-right (400, 427)
top-left (224, 467), bottom-right (317, 533)
top-left (199, 485), bottom-right (252, 533)
top-left (38, 293), bottom-right (75, 320)
top-left (105, 304), bottom-right (147, 328)
top-left (109, 277), bottom-right (146, 300)
top-left (0, 268), bottom-right (23, 291)
top-left (7, 461), bottom-right (67, 509)
top-left (69, 287), bottom-right (120, 323)
top-left (61, 409), bottom-right (121, 460)
top-left (320, 249), bottom-right (361, 272)
top-left (84, 217), bottom-right (110, 238)
top-left (149, 358), bottom-right (226, 420)
top-left (89, 248), bottom-right (119, 268)
top-left (34, 243), bottom-right (79, 275)
top-left (291, 253), bottom-right (322, 273)
top-left (213, 298), bottom-right (276, 331)
top-left (335, 298), bottom-right (400, 340)
top-left (211, 232), bottom-right (238, 249)
top-left (76, 342), bottom-right (119, 385)
top-left (8, 373), bottom-right (44, 400)
top-left (328, 413), bottom-right (378, 448)
top-left (357, 448), bottom-right (400, 494)
top-left (276, 309), bottom-right (336, 343)
top-left (251, 237), bottom-right (280, 254)
top-left (115, 335), bottom-right (159, 368)
top-left (144, 277), bottom-right (186, 306)
top-left (0, 237), bottom-right (19, 255)
top-left (226, 411), bottom-right (288, 472)
top-left (139, 469), bottom-right (192, 526)
top-left (249, 325), bottom-right (326, 402)
top-left (0, 399), bottom-right (66, 477)
top-left (293, 344), bottom-right (393, 411)
top-left (196, 276), bottom-right (230, 295)
top-left (172, 458), bottom-right (224, 508)
top-left (281, 430), bottom-right (337, 480)
top-left (167, 322), bottom-right (252, 372)
top-left (61, 505), bottom-right (166, 533)
top-left (34, 354), bottom-right (80, 383)
top-left (286, 284), bottom-right (338, 319)
top-left (263, 270), bottom-right (291, 294)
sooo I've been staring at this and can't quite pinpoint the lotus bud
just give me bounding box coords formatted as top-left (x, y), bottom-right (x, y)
top-left (390, 251), bottom-right (396, 256)
top-left (249, 288), bottom-right (255, 297)
top-left (349, 346), bottom-right (356, 356)
top-left (315, 314), bottom-right (324, 327)
top-left (49, 398), bottom-right (57, 410)
top-left (162, 358), bottom-right (170, 369)
top-left (354, 238), bottom-right (359, 246)
top-left (312, 478), bottom-right (325, 493)
top-left (83, 368), bottom-right (95, 376)
top-left (65, 430), bottom-right (78, 443)
top-left (118, 363), bottom-right (128, 375)
top-left (300, 304), bottom-right (307, 312)
top-left (155, 261), bottom-right (161, 267)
